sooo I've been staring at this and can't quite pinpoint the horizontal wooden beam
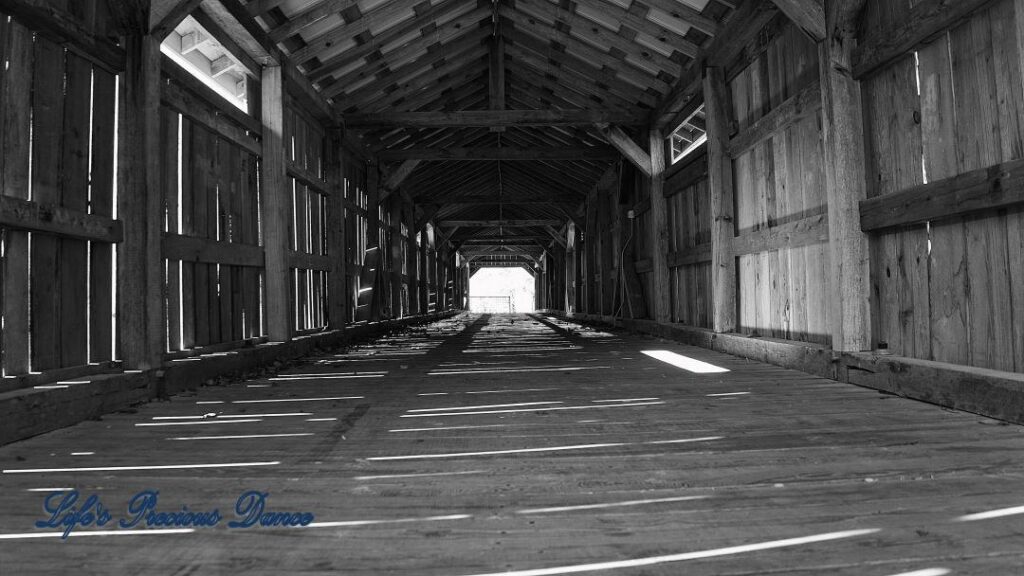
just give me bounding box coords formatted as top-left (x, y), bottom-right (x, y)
top-left (286, 161), bottom-right (329, 195)
top-left (160, 74), bottom-right (261, 157)
top-left (860, 157), bottom-right (1024, 232)
top-left (0, 196), bottom-right (123, 243)
top-left (668, 244), bottom-right (712, 267)
top-left (344, 110), bottom-right (646, 128)
top-left (161, 55), bottom-right (262, 134)
top-left (852, 0), bottom-right (998, 80)
top-left (378, 146), bottom-right (618, 162)
top-left (439, 219), bottom-right (563, 227)
top-left (728, 82), bottom-right (821, 158)
top-left (162, 234), bottom-right (265, 267)
top-left (2, 0), bottom-right (125, 72)
top-left (730, 213), bottom-right (829, 256)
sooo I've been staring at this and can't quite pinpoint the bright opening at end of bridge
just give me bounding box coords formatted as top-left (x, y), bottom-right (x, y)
top-left (469, 267), bottom-right (535, 313)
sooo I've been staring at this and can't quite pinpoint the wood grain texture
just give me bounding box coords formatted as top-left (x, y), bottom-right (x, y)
top-left (3, 313), bottom-right (1024, 574)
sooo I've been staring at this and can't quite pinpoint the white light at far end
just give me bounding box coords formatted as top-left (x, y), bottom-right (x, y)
top-left (641, 350), bottom-right (729, 374)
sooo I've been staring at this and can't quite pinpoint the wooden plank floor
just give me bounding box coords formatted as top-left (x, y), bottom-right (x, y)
top-left (2, 313), bottom-right (1024, 575)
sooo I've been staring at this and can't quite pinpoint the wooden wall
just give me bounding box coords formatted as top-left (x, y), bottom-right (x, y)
top-left (160, 60), bottom-right (264, 353)
top-left (666, 151), bottom-right (712, 329)
top-left (861, 0), bottom-right (1024, 372)
top-left (0, 2), bottom-right (463, 390)
top-left (285, 99), bottom-right (329, 333)
top-left (0, 7), bottom-right (118, 387)
top-left (729, 22), bottom-right (831, 345)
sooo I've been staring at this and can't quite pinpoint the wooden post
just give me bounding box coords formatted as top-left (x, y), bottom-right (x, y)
top-left (327, 128), bottom-right (346, 330)
top-left (260, 65), bottom-right (291, 341)
top-left (419, 227), bottom-right (429, 313)
top-left (117, 33), bottom-right (163, 369)
top-left (356, 163), bottom-right (381, 321)
top-left (390, 195), bottom-right (404, 317)
top-left (820, 1), bottom-right (871, 351)
top-left (406, 202), bottom-right (418, 315)
top-left (647, 129), bottom-right (671, 323)
top-left (704, 66), bottom-right (738, 333)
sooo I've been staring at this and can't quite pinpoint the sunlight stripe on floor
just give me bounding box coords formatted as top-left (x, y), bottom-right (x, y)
top-left (454, 529), bottom-right (880, 576)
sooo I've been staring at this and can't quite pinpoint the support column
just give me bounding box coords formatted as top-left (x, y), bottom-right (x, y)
top-left (260, 65), bottom-right (292, 341)
top-left (356, 164), bottom-right (380, 321)
top-left (117, 32), bottom-right (163, 368)
top-left (406, 202), bottom-right (419, 315)
top-left (647, 131), bottom-right (671, 323)
top-left (419, 227), bottom-right (429, 312)
top-left (704, 66), bottom-right (738, 333)
top-left (820, 1), bottom-right (871, 351)
top-left (327, 128), bottom-right (346, 330)
top-left (389, 195), bottom-right (404, 317)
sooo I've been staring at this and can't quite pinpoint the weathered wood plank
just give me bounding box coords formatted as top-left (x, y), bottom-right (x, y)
top-left (0, 196), bottom-right (123, 243)
top-left (0, 0), bottom-right (125, 72)
top-left (728, 82), bottom-right (822, 159)
top-left (853, 0), bottom-right (999, 79)
top-left (730, 213), bottom-right (829, 256)
top-left (160, 72), bottom-right (261, 157)
top-left (89, 66), bottom-right (116, 362)
top-left (668, 243), bottom-right (713, 267)
top-left (861, 156), bottom-right (1024, 231)
top-left (29, 37), bottom-right (64, 372)
top-left (162, 234), bottom-right (264, 267)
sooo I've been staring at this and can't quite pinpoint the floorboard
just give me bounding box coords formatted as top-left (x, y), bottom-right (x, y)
top-left (1, 313), bottom-right (1022, 575)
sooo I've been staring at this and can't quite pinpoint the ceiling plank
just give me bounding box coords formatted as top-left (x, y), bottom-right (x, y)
top-left (288, 0), bottom-right (421, 64)
top-left (327, 26), bottom-right (489, 101)
top-left (266, 0), bottom-right (356, 42)
top-left (307, 0), bottom-right (481, 83)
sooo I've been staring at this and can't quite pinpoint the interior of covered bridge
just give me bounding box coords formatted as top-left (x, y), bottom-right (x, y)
top-left (1, 0), bottom-right (1024, 573)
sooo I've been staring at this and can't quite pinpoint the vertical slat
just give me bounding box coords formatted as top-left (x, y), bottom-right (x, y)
top-left (162, 108), bottom-right (181, 352)
top-left (59, 52), bottom-right (90, 366)
top-left (89, 67), bottom-right (116, 363)
top-left (1, 20), bottom-right (32, 375)
top-left (180, 118), bottom-right (196, 349)
top-left (30, 38), bottom-right (65, 372)
top-left (192, 124), bottom-right (211, 346)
